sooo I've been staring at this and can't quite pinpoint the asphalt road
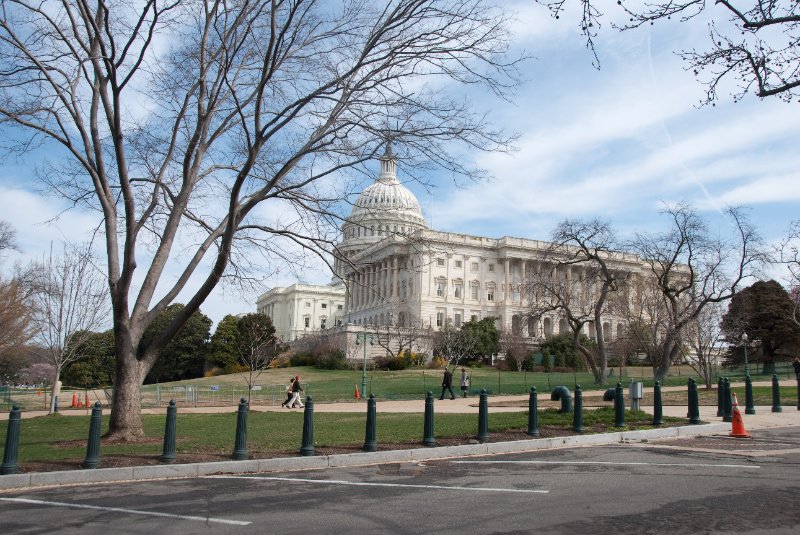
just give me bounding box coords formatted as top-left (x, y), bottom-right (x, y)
top-left (2, 427), bottom-right (799, 535)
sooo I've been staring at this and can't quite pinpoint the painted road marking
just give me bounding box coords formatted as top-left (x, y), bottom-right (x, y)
top-left (207, 475), bottom-right (549, 494)
top-left (451, 460), bottom-right (760, 469)
top-left (0, 497), bottom-right (251, 526)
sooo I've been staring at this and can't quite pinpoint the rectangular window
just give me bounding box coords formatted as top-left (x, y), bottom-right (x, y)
top-left (455, 313), bottom-right (462, 328)
top-left (320, 319), bottom-right (326, 329)
top-left (305, 302), bottom-right (311, 307)
top-left (454, 285), bottom-right (462, 298)
top-left (436, 281), bottom-right (445, 297)
top-left (321, 303), bottom-right (327, 309)
top-left (487, 289), bottom-right (494, 301)
top-left (455, 260), bottom-right (462, 268)
top-left (436, 258), bottom-right (445, 266)
top-left (337, 304), bottom-right (343, 310)
top-left (471, 262), bottom-right (479, 272)
top-left (304, 317), bottom-right (310, 328)
top-left (488, 264), bottom-right (495, 272)
top-left (471, 285), bottom-right (478, 300)
top-left (436, 312), bottom-right (444, 327)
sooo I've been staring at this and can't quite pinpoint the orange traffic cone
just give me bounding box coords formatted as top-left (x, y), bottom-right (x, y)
top-left (37, 389), bottom-right (42, 397)
top-left (71, 392), bottom-right (78, 408)
top-left (730, 392), bottom-right (751, 438)
top-left (354, 385), bottom-right (361, 400)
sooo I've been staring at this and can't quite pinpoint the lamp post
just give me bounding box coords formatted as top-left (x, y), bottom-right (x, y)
top-left (356, 332), bottom-right (374, 398)
top-left (741, 333), bottom-right (749, 377)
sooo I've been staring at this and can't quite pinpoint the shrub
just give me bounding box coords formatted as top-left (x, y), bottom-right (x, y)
top-left (289, 352), bottom-right (316, 367)
top-left (315, 350), bottom-right (348, 370)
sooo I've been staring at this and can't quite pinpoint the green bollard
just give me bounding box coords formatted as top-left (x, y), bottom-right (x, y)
top-left (232, 397), bottom-right (249, 460)
top-left (363, 394), bottom-right (377, 452)
top-left (1, 404), bottom-right (21, 475)
top-left (422, 391), bottom-right (435, 447)
top-left (572, 385), bottom-right (584, 433)
top-left (723, 378), bottom-right (732, 423)
top-left (745, 375), bottom-right (756, 415)
top-left (652, 381), bottom-right (663, 426)
top-left (477, 389), bottom-right (489, 443)
top-left (614, 383), bottom-right (625, 428)
top-left (716, 377), bottom-right (724, 417)
top-left (771, 374), bottom-right (782, 413)
top-left (688, 379), bottom-right (701, 424)
top-left (82, 402), bottom-right (103, 469)
top-left (160, 399), bottom-right (177, 464)
top-left (299, 396), bottom-right (315, 456)
top-left (527, 387), bottom-right (539, 437)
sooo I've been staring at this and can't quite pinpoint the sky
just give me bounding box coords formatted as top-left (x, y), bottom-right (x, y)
top-left (1, 1), bottom-right (798, 328)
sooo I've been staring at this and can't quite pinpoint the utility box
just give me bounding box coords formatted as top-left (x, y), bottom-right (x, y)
top-left (629, 381), bottom-right (643, 411)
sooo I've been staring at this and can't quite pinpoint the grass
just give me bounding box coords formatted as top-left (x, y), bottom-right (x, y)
top-left (1, 408), bottom-right (676, 469)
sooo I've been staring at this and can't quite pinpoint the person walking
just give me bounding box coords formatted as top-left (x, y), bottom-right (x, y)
top-left (280, 377), bottom-right (294, 408)
top-left (440, 367), bottom-right (455, 400)
top-left (793, 357), bottom-right (800, 378)
top-left (286, 375), bottom-right (304, 408)
top-left (460, 367), bottom-right (469, 398)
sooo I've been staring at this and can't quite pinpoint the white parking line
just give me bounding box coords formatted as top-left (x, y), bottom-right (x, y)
top-left (0, 497), bottom-right (251, 526)
top-left (451, 460), bottom-right (760, 469)
top-left (206, 475), bottom-right (549, 494)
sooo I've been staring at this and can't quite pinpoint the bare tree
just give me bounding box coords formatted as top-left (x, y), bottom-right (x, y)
top-left (629, 203), bottom-right (764, 382)
top-left (0, 221), bottom-right (36, 380)
top-left (539, 0), bottom-right (800, 103)
top-left (777, 220), bottom-right (800, 327)
top-left (500, 331), bottom-right (528, 371)
top-left (374, 312), bottom-right (430, 360)
top-left (685, 300), bottom-right (725, 389)
top-left (433, 319), bottom-right (476, 369)
top-left (29, 244), bottom-right (111, 413)
top-left (235, 313), bottom-right (277, 402)
top-left (0, 1), bottom-right (520, 438)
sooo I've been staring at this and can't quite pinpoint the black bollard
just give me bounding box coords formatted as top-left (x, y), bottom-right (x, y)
top-left (1, 404), bottom-right (21, 475)
top-left (796, 373), bottom-right (800, 411)
top-left (299, 396), bottom-right (315, 456)
top-left (572, 385), bottom-right (584, 433)
top-left (771, 374), bottom-right (782, 413)
top-left (477, 389), bottom-right (489, 443)
top-left (82, 402), bottom-right (103, 469)
top-left (688, 379), bottom-right (701, 424)
top-left (422, 391), bottom-right (435, 447)
top-left (550, 386), bottom-right (572, 414)
top-left (160, 399), bottom-right (177, 464)
top-left (652, 381), bottom-right (663, 426)
top-left (716, 377), bottom-right (724, 417)
top-left (614, 382), bottom-right (625, 428)
top-left (723, 378), bottom-right (732, 423)
top-left (232, 397), bottom-right (249, 461)
top-left (527, 387), bottom-right (539, 437)
top-left (363, 394), bottom-right (377, 452)
top-left (745, 375), bottom-right (756, 415)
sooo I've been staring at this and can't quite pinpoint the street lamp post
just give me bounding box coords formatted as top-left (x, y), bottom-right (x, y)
top-left (741, 333), bottom-right (749, 376)
top-left (356, 332), bottom-right (374, 399)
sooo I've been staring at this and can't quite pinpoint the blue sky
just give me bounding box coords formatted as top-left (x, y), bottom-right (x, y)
top-left (1, 2), bottom-right (798, 327)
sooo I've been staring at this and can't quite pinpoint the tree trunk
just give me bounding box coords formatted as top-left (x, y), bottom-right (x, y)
top-left (106, 347), bottom-right (145, 440)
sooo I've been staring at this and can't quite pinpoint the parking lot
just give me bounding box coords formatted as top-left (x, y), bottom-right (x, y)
top-left (2, 426), bottom-right (799, 534)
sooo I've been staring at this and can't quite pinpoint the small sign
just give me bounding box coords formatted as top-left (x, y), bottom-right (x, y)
top-left (172, 387), bottom-right (185, 392)
top-left (251, 385), bottom-right (262, 391)
top-left (209, 385), bottom-right (220, 391)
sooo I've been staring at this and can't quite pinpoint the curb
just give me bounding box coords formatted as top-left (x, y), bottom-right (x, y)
top-left (0, 422), bottom-right (728, 491)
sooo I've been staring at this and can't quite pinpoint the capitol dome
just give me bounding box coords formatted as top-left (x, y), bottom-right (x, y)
top-left (340, 145), bottom-right (427, 248)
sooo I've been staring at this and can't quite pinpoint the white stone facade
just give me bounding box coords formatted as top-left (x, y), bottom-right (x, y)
top-left (256, 283), bottom-right (346, 342)
top-left (258, 146), bottom-right (651, 353)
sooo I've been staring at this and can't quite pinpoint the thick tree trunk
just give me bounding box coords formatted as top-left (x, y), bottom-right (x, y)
top-left (106, 346), bottom-right (146, 440)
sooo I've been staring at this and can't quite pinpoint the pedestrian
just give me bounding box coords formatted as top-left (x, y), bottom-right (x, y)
top-left (286, 375), bottom-right (304, 408)
top-left (280, 377), bottom-right (294, 407)
top-left (793, 357), bottom-right (800, 378)
top-left (440, 367), bottom-right (455, 400)
top-left (460, 367), bottom-right (469, 398)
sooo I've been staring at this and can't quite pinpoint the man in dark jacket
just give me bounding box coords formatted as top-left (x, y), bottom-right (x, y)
top-left (440, 367), bottom-right (455, 400)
